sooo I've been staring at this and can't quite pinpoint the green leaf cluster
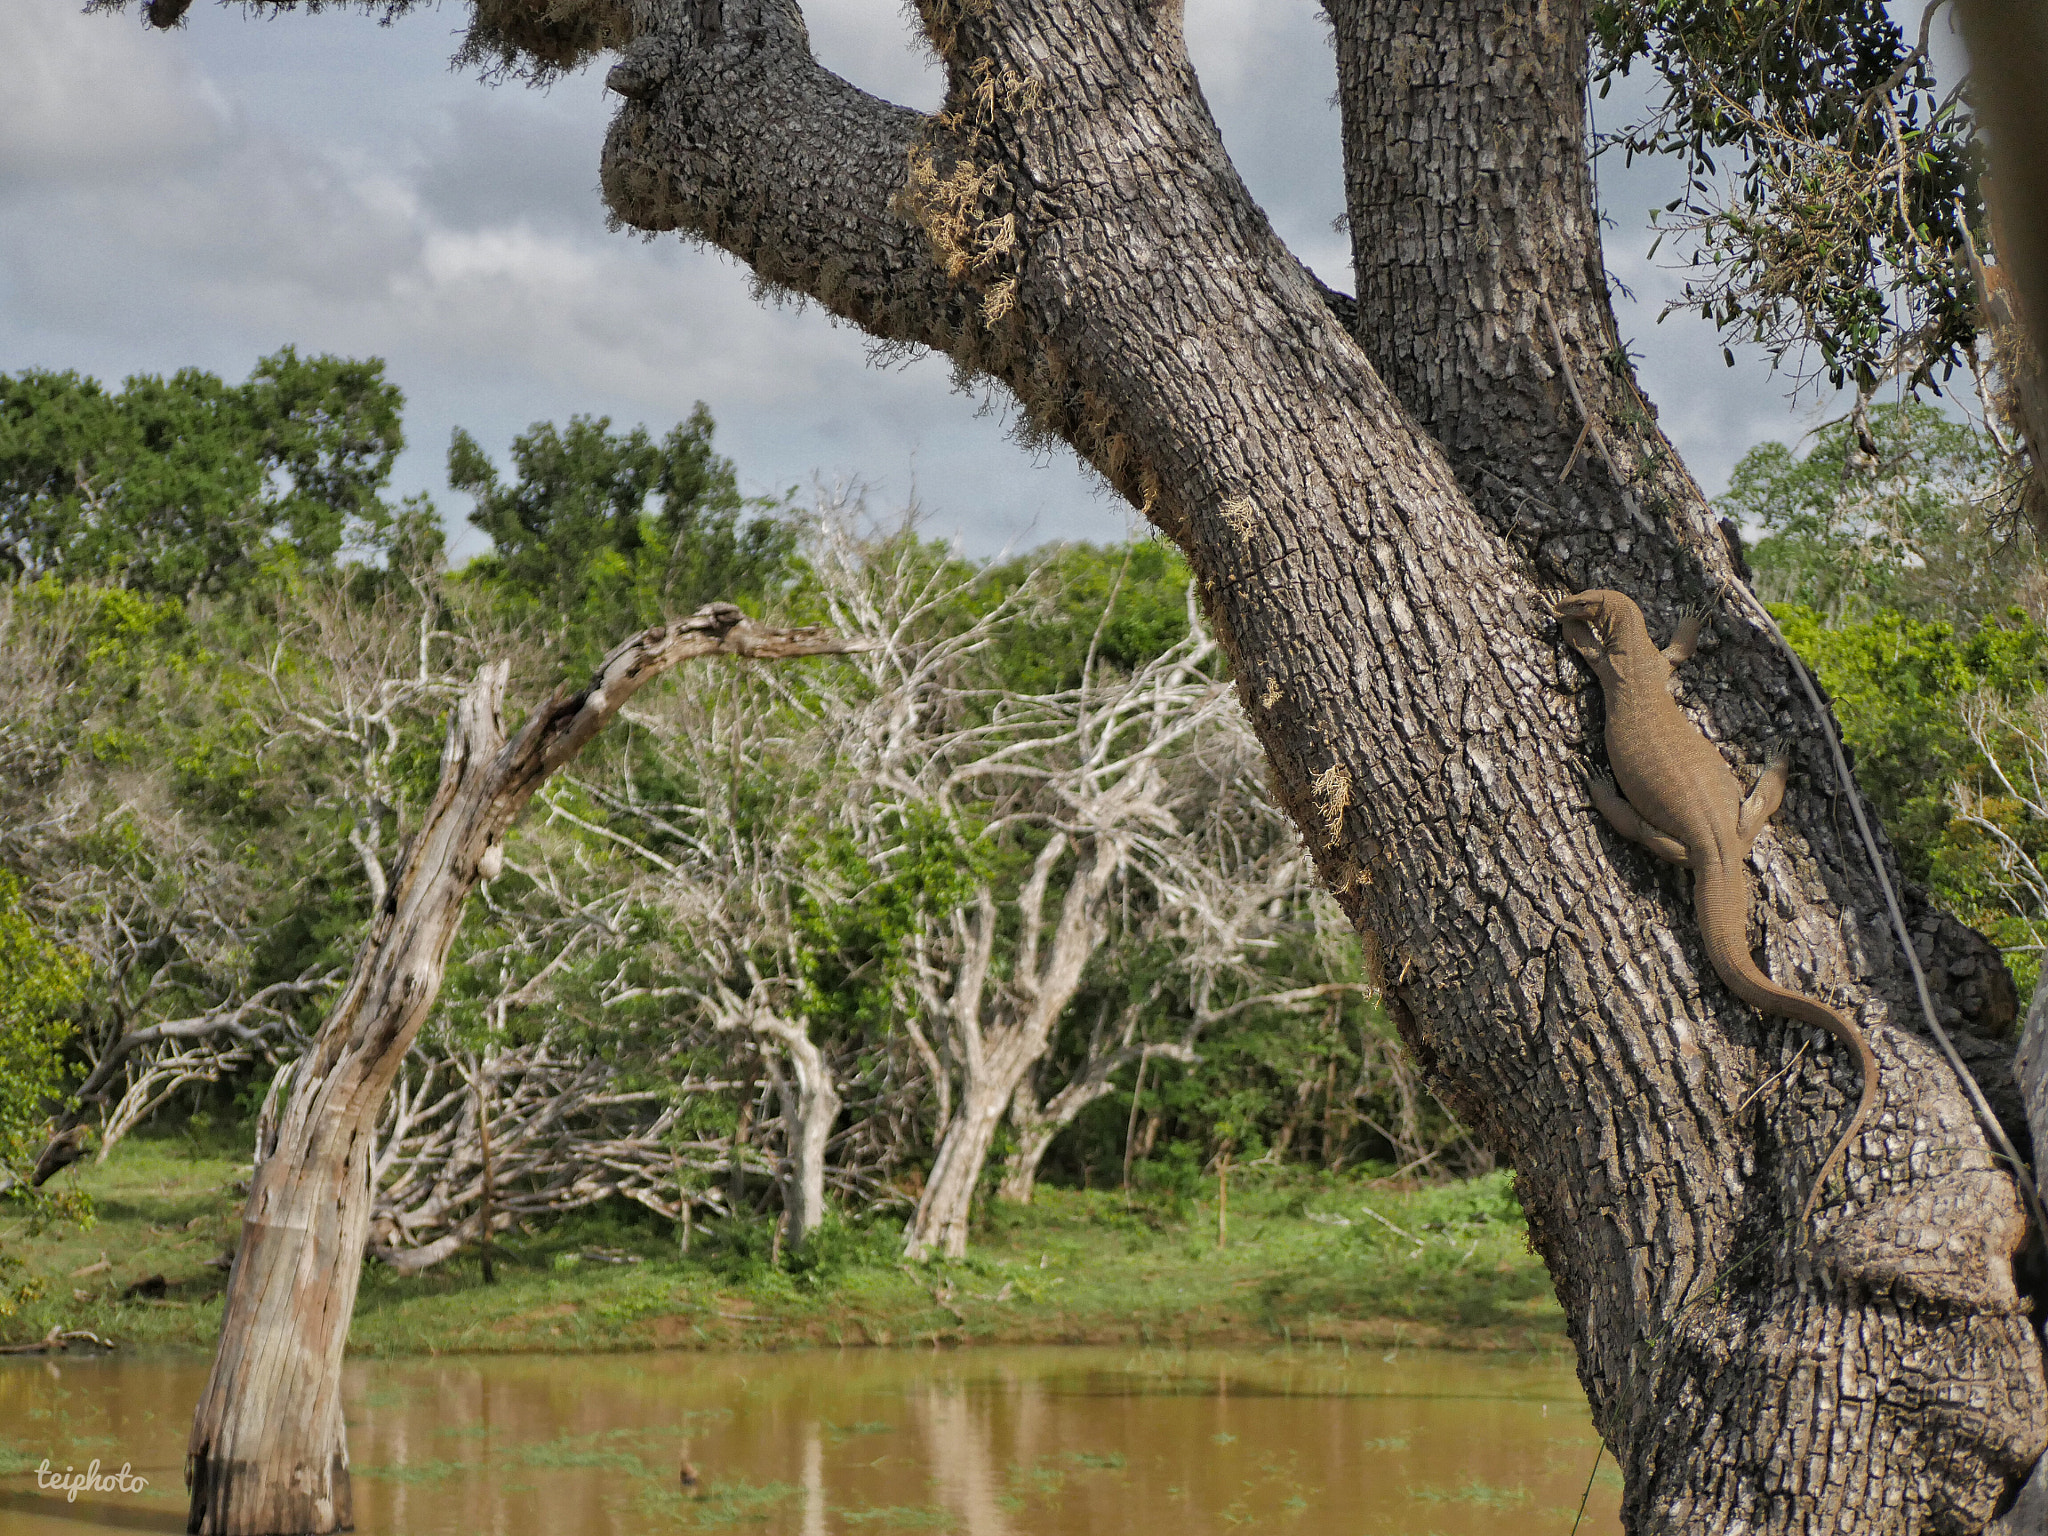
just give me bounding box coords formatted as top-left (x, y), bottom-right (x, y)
top-left (0, 871), bottom-right (89, 1257)
top-left (1728, 401), bottom-right (2027, 627)
top-left (981, 540), bottom-right (1192, 693)
top-left (449, 405), bottom-right (797, 663)
top-left (1773, 604), bottom-right (2048, 882)
top-left (1593, 0), bottom-right (1978, 392)
top-left (0, 348), bottom-right (407, 598)
top-left (795, 807), bottom-right (992, 1039)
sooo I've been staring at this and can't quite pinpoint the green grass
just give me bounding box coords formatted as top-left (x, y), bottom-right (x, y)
top-left (837, 1506), bottom-right (958, 1528)
top-left (2, 1139), bottom-right (1565, 1355)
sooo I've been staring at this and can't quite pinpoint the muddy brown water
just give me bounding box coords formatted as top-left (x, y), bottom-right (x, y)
top-left (1, 1345), bottom-right (1621, 1534)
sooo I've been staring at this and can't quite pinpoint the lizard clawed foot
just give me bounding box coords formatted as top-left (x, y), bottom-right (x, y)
top-left (1737, 744), bottom-right (1792, 848)
top-left (1663, 604), bottom-right (1713, 666)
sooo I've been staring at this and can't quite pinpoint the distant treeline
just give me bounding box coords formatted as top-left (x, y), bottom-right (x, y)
top-left (4, 353), bottom-right (2046, 1272)
top-left (0, 351), bottom-right (1473, 1274)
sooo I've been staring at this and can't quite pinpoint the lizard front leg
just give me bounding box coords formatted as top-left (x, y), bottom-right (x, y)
top-left (1560, 617), bottom-right (1621, 688)
top-left (1586, 771), bottom-right (1692, 866)
top-left (1662, 608), bottom-right (1709, 666)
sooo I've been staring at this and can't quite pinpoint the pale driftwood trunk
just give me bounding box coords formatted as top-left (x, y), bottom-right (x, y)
top-left (902, 833), bottom-right (1120, 1258)
top-left (186, 606), bottom-right (858, 1536)
top-left (753, 1012), bottom-right (841, 1250)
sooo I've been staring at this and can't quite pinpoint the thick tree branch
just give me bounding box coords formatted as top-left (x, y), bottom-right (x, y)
top-left (600, 1), bottom-right (967, 354)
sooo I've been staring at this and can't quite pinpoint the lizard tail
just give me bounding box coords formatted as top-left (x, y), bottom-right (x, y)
top-left (1691, 862), bottom-right (1878, 1226)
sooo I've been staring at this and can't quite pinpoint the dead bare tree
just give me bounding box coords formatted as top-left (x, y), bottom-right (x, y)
top-left (8, 581), bottom-right (449, 1185)
top-left (994, 703), bottom-right (1333, 1205)
top-left (998, 999), bottom-right (1195, 1205)
top-left (186, 603), bottom-right (860, 1536)
top-left (886, 600), bottom-right (1241, 1257)
top-left (361, 1032), bottom-right (748, 1270)
top-left (250, 581), bottom-right (476, 910)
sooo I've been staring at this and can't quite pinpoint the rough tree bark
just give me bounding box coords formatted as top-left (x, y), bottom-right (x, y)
top-left (133, 0), bottom-right (2048, 1525)
top-left (591, 0), bottom-right (2043, 1522)
top-left (184, 605), bottom-right (858, 1536)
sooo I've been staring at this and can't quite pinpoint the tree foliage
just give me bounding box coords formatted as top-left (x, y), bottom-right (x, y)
top-left (0, 348), bottom-right (406, 597)
top-left (449, 405), bottom-right (796, 659)
top-left (0, 352), bottom-right (1455, 1266)
top-left (0, 869), bottom-right (89, 1284)
top-left (1728, 400), bottom-right (2027, 624)
top-left (1741, 410), bottom-right (2048, 991)
top-left (1593, 0), bottom-right (1978, 392)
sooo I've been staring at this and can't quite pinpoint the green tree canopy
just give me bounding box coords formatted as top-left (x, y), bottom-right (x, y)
top-left (0, 871), bottom-right (85, 1230)
top-left (1723, 402), bottom-right (2025, 627)
top-left (1774, 604), bottom-right (2048, 883)
top-left (449, 404), bottom-right (796, 652)
top-left (982, 539), bottom-right (1194, 692)
top-left (0, 348), bottom-right (406, 597)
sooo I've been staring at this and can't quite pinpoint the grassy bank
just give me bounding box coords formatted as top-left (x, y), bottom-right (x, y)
top-left (2, 1141), bottom-right (1566, 1356)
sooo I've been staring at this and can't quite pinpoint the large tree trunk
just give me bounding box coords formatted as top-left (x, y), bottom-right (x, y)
top-left (185, 606), bottom-right (857, 1536)
top-left (1329, 3), bottom-right (2042, 1522)
top-left (590, 0), bottom-right (2045, 1520)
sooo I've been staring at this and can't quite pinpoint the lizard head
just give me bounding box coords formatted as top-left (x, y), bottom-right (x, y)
top-left (1552, 589), bottom-right (1666, 686)
top-left (1552, 588), bottom-right (1648, 644)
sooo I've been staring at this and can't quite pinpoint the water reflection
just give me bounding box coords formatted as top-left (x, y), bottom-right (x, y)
top-left (1, 1345), bottom-right (1621, 1534)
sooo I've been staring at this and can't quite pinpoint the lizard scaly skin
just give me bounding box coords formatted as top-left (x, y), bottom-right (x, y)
top-left (1555, 589), bottom-right (1876, 1226)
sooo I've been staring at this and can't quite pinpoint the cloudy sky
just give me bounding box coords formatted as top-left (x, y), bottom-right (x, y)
top-left (2, 0), bottom-right (1891, 559)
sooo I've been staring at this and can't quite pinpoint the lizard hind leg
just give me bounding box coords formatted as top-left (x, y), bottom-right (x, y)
top-left (1737, 749), bottom-right (1791, 851)
top-left (1586, 772), bottom-right (1692, 866)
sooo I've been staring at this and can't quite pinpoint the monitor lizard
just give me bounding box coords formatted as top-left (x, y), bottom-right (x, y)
top-left (1554, 588), bottom-right (1876, 1226)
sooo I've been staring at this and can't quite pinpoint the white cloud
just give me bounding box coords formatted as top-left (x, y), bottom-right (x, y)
top-left (0, 2), bottom-right (230, 179)
top-left (0, 0), bottom-right (1857, 553)
top-left (801, 0), bottom-right (944, 110)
